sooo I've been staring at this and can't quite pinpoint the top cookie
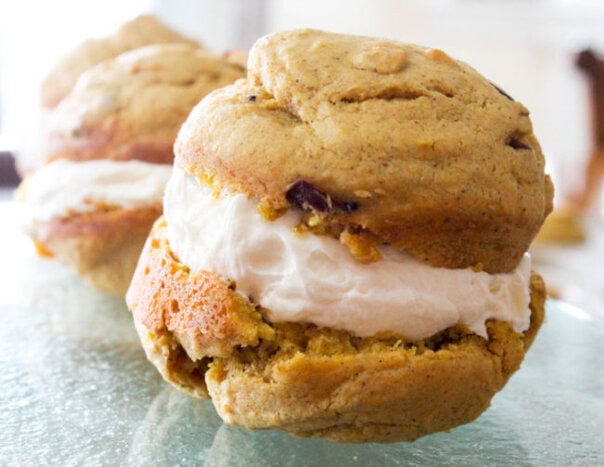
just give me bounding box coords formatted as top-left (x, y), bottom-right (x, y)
top-left (175, 29), bottom-right (553, 273)
top-left (46, 43), bottom-right (245, 165)
top-left (41, 15), bottom-right (199, 109)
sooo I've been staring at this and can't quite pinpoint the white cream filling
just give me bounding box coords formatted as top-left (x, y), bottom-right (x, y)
top-left (164, 166), bottom-right (532, 341)
top-left (26, 159), bottom-right (173, 222)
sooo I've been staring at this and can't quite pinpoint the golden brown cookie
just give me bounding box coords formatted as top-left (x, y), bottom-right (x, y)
top-left (46, 43), bottom-right (244, 165)
top-left (25, 43), bottom-right (244, 296)
top-left (35, 205), bottom-right (162, 296)
top-left (176, 29), bottom-right (553, 273)
top-left (128, 217), bottom-right (545, 442)
top-left (126, 29), bottom-right (552, 442)
top-left (41, 15), bottom-right (199, 109)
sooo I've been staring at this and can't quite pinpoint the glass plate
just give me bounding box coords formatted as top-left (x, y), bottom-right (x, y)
top-left (1, 203), bottom-right (603, 466)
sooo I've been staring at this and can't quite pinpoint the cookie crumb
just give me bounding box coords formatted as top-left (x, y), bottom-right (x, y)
top-left (340, 229), bottom-right (382, 263)
top-left (354, 190), bottom-right (372, 198)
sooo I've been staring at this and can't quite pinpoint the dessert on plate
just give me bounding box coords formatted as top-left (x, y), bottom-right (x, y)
top-left (21, 43), bottom-right (244, 296)
top-left (127, 29), bottom-right (553, 442)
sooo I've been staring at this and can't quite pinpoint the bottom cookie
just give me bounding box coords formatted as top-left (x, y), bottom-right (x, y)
top-left (33, 206), bottom-right (161, 296)
top-left (128, 218), bottom-right (545, 442)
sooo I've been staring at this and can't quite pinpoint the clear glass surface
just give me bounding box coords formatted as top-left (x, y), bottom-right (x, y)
top-left (1, 201), bottom-right (603, 466)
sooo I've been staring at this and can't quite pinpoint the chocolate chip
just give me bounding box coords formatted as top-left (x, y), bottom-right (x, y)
top-left (286, 180), bottom-right (329, 211)
top-left (492, 83), bottom-right (514, 102)
top-left (286, 180), bottom-right (359, 213)
top-left (247, 95), bottom-right (257, 102)
top-left (507, 137), bottom-right (531, 150)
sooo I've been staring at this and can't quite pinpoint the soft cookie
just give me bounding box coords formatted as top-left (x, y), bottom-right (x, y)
top-left (127, 29), bottom-right (552, 442)
top-left (22, 43), bottom-right (244, 296)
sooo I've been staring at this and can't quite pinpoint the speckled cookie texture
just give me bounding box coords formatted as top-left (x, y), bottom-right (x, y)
top-left (176, 29), bottom-right (553, 273)
top-left (127, 217), bottom-right (546, 442)
top-left (41, 15), bottom-right (200, 109)
top-left (46, 43), bottom-right (245, 164)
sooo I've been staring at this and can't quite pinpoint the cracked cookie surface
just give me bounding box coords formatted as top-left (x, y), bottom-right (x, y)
top-left (176, 29), bottom-right (553, 273)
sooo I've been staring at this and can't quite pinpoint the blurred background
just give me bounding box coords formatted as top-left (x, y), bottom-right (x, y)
top-left (0, 0), bottom-right (603, 313)
top-left (1, 0), bottom-right (603, 201)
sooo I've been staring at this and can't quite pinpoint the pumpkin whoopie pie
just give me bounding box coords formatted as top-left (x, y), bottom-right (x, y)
top-left (22, 43), bottom-right (244, 296)
top-left (127, 29), bottom-right (552, 442)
